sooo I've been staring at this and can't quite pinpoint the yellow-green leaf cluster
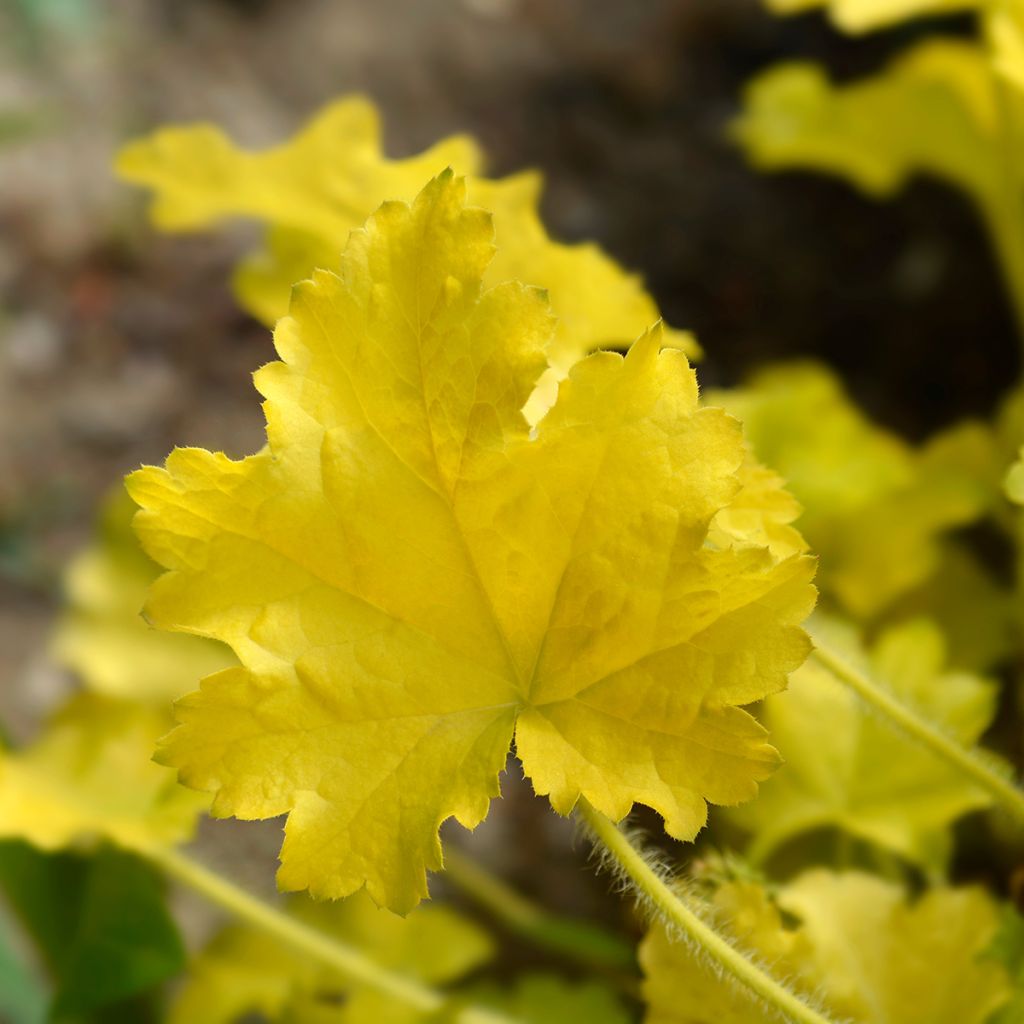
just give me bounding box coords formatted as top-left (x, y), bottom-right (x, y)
top-left (641, 871), bottom-right (1011, 1023)
top-left (0, 694), bottom-right (207, 854)
top-left (116, 96), bottom-right (697, 424)
top-left (708, 361), bottom-right (986, 617)
top-left (128, 172), bottom-right (815, 912)
top-left (52, 488), bottom-right (233, 704)
top-left (170, 890), bottom-right (493, 1024)
top-left (728, 616), bottom-right (999, 871)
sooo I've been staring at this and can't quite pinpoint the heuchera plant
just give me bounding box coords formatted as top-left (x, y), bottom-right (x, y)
top-left (4, 4), bottom-right (1024, 1021)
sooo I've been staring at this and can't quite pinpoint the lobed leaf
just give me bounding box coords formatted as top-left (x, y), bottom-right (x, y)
top-left (728, 616), bottom-right (1000, 871)
top-left (116, 96), bottom-right (697, 425)
top-left (708, 362), bottom-right (989, 617)
top-left (129, 173), bottom-right (815, 911)
top-left (734, 40), bottom-right (1007, 217)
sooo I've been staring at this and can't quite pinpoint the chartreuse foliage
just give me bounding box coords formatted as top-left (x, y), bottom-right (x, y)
top-left (171, 890), bottom-right (493, 1024)
top-left (641, 871), bottom-right (1012, 1023)
top-left (116, 96), bottom-right (697, 422)
top-left (707, 362), bottom-right (987, 618)
top-left (128, 171), bottom-right (815, 913)
top-left (0, 693), bottom-right (207, 854)
top-left (729, 616), bottom-right (999, 871)
top-left (52, 488), bottom-right (232, 704)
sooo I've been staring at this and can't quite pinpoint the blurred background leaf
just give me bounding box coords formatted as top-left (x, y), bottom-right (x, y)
top-left (0, 842), bottom-right (184, 1022)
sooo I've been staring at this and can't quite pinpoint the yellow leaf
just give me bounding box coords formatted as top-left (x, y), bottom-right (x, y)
top-left (708, 362), bottom-right (987, 616)
top-left (128, 173), bottom-right (815, 911)
top-left (728, 616), bottom-right (1000, 871)
top-left (116, 97), bottom-right (483, 237)
top-left (170, 889), bottom-right (492, 1024)
top-left (116, 96), bottom-right (697, 425)
top-left (988, 1), bottom-right (1024, 92)
top-left (640, 871), bottom-right (1011, 1024)
top-left (52, 488), bottom-right (234, 703)
top-left (764, 0), bottom-right (980, 33)
top-left (779, 871), bottom-right (1010, 1024)
top-left (0, 694), bottom-right (207, 854)
top-left (707, 458), bottom-right (808, 561)
top-left (734, 40), bottom-right (1003, 205)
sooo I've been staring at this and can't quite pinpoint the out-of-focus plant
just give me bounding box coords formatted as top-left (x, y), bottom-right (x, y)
top-left (115, 96), bottom-right (698, 423)
top-left (736, 1), bottom-right (1024, 341)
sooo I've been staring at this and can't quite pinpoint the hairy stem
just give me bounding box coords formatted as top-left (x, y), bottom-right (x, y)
top-left (443, 846), bottom-right (637, 980)
top-left (810, 636), bottom-right (1024, 823)
top-left (577, 800), bottom-right (838, 1024)
top-left (142, 843), bottom-right (516, 1024)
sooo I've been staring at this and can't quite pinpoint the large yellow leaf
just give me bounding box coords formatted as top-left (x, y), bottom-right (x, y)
top-left (52, 488), bottom-right (233, 704)
top-left (728, 617), bottom-right (999, 871)
top-left (0, 694), bottom-right (206, 854)
top-left (640, 871), bottom-right (1011, 1024)
top-left (116, 95), bottom-right (697, 425)
top-left (708, 362), bottom-right (987, 617)
top-left (128, 173), bottom-right (815, 912)
top-left (170, 890), bottom-right (493, 1024)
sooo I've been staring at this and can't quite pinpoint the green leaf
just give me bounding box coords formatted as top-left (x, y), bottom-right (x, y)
top-left (0, 842), bottom-right (185, 1020)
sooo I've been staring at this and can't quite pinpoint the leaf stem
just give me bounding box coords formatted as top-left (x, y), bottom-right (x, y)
top-left (443, 846), bottom-right (638, 981)
top-left (810, 636), bottom-right (1024, 823)
top-left (576, 800), bottom-right (838, 1024)
top-left (140, 843), bottom-right (516, 1024)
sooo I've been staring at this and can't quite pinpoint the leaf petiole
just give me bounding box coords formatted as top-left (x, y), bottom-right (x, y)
top-left (577, 800), bottom-right (839, 1024)
top-left (138, 842), bottom-right (519, 1024)
top-left (810, 634), bottom-right (1024, 823)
